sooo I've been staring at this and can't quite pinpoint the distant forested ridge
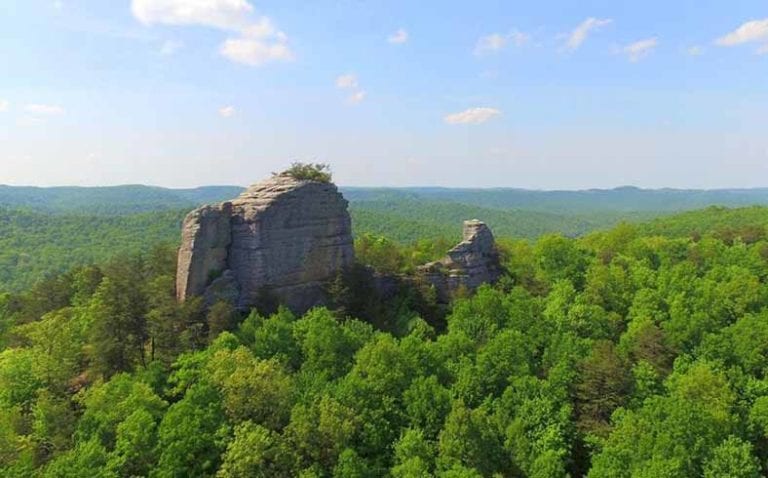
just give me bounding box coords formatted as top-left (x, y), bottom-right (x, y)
top-left (0, 207), bottom-right (186, 291)
top-left (5, 183), bottom-right (768, 215)
top-left (343, 185), bottom-right (768, 213)
top-left (3, 183), bottom-right (768, 292)
top-left (0, 185), bottom-right (244, 215)
top-left (2, 209), bottom-right (768, 476)
top-left (350, 199), bottom-right (657, 243)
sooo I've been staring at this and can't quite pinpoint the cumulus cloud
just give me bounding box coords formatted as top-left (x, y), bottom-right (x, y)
top-left (564, 17), bottom-right (612, 51)
top-left (474, 31), bottom-right (528, 55)
top-left (159, 39), bottom-right (183, 55)
top-left (716, 19), bottom-right (768, 45)
top-left (219, 105), bottom-right (236, 117)
top-left (716, 18), bottom-right (768, 53)
top-left (620, 37), bottom-right (658, 62)
top-left (335, 74), bottom-right (359, 89)
top-left (131, 0), bottom-right (292, 66)
top-left (444, 107), bottom-right (501, 125)
top-left (131, 0), bottom-right (254, 30)
top-left (348, 91), bottom-right (366, 104)
top-left (220, 37), bottom-right (292, 65)
top-left (388, 28), bottom-right (408, 44)
top-left (0, 99), bottom-right (8, 112)
top-left (25, 104), bottom-right (65, 115)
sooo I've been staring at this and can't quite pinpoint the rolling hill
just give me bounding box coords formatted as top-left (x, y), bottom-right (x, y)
top-left (3, 183), bottom-right (768, 291)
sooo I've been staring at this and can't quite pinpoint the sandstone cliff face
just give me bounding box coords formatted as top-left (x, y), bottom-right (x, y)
top-left (176, 202), bottom-right (232, 303)
top-left (418, 220), bottom-right (503, 302)
top-left (176, 175), bottom-right (354, 313)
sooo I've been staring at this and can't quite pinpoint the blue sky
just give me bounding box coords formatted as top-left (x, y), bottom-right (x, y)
top-left (1, 0), bottom-right (767, 189)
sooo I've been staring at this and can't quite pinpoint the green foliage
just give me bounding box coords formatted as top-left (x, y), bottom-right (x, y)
top-left (4, 205), bottom-right (768, 476)
top-left (350, 199), bottom-right (652, 245)
top-left (217, 421), bottom-right (285, 478)
top-left (208, 347), bottom-right (294, 429)
top-left (0, 348), bottom-right (42, 408)
top-left (87, 276), bottom-right (147, 377)
top-left (41, 438), bottom-right (111, 478)
top-left (437, 400), bottom-right (508, 476)
top-left (702, 436), bottom-right (761, 478)
top-left (153, 381), bottom-right (227, 477)
top-left (0, 207), bottom-right (184, 291)
top-left (275, 162), bottom-right (333, 183)
top-left (0, 184), bottom-right (242, 215)
top-left (391, 428), bottom-right (435, 477)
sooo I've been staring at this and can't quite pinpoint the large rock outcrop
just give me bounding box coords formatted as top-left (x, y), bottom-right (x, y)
top-left (176, 175), bottom-right (354, 313)
top-left (418, 220), bottom-right (503, 302)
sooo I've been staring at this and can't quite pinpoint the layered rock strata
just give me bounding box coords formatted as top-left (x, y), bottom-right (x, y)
top-left (418, 220), bottom-right (503, 302)
top-left (176, 175), bottom-right (355, 313)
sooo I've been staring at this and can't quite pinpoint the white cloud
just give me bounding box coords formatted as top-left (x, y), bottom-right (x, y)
top-left (716, 18), bottom-right (768, 54)
top-left (0, 100), bottom-right (8, 112)
top-left (25, 104), bottom-right (65, 115)
top-left (387, 28), bottom-right (408, 44)
top-left (53, 1), bottom-right (64, 10)
top-left (219, 105), bottom-right (236, 117)
top-left (240, 16), bottom-right (279, 38)
top-left (348, 90), bottom-right (366, 104)
top-left (686, 45), bottom-right (704, 56)
top-left (220, 37), bottom-right (293, 65)
top-left (131, 0), bottom-right (292, 67)
top-left (475, 34), bottom-right (505, 55)
top-left (564, 17), bottom-right (612, 51)
top-left (444, 107), bottom-right (501, 125)
top-left (620, 37), bottom-right (658, 62)
top-left (336, 74), bottom-right (358, 89)
top-left (474, 30), bottom-right (529, 56)
top-left (160, 39), bottom-right (183, 55)
top-left (131, 0), bottom-right (254, 31)
top-left (716, 18), bottom-right (768, 46)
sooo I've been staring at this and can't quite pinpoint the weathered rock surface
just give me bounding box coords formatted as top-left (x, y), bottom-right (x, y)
top-left (418, 220), bottom-right (503, 302)
top-left (176, 202), bottom-right (232, 303)
top-left (176, 175), bottom-right (355, 313)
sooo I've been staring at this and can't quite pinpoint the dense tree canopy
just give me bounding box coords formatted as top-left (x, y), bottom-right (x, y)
top-left (2, 208), bottom-right (768, 476)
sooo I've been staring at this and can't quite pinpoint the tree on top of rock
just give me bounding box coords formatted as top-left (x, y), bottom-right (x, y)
top-left (275, 162), bottom-right (332, 183)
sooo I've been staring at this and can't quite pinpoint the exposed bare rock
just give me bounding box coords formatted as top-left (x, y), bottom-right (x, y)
top-left (418, 220), bottom-right (503, 302)
top-left (176, 202), bottom-right (232, 303)
top-left (176, 175), bottom-right (354, 313)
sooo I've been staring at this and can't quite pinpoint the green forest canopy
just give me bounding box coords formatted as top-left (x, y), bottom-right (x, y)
top-left (0, 201), bottom-right (645, 292)
top-left (2, 206), bottom-right (768, 476)
top-left (1, 201), bottom-right (766, 292)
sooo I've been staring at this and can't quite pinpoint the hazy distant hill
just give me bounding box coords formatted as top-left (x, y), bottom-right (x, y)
top-left (0, 207), bottom-right (186, 290)
top-left (0, 201), bottom-right (645, 291)
top-left (342, 186), bottom-right (768, 213)
top-left (3, 183), bottom-right (768, 291)
top-left (0, 185), bottom-right (244, 215)
top-left (350, 199), bottom-right (659, 242)
top-left (4, 184), bottom-right (768, 216)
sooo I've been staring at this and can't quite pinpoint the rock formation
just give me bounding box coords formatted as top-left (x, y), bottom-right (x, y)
top-left (176, 175), bottom-right (355, 313)
top-left (418, 220), bottom-right (503, 302)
